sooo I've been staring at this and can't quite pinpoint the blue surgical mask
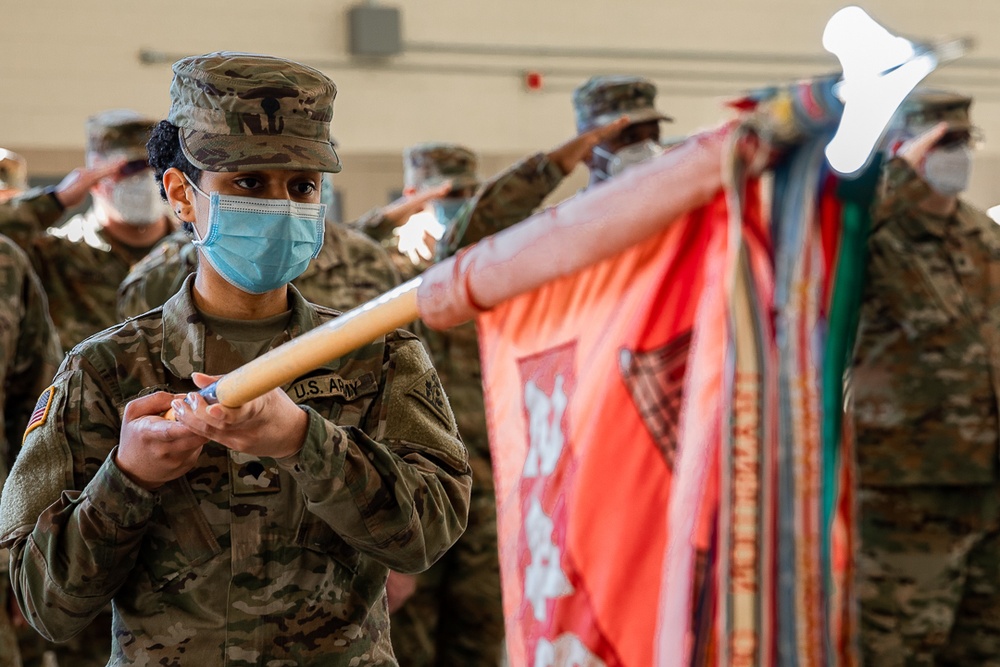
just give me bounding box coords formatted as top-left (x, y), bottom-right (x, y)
top-left (187, 178), bottom-right (325, 294)
top-left (432, 198), bottom-right (469, 228)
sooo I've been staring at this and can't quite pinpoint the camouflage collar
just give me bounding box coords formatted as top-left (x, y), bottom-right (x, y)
top-left (159, 274), bottom-right (336, 379)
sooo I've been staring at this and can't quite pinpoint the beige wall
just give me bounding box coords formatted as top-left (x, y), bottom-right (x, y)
top-left (4, 1), bottom-right (1000, 214)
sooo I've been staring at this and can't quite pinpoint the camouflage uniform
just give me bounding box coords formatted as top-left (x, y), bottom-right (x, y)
top-left (117, 221), bottom-right (400, 319)
top-left (0, 236), bottom-right (61, 667)
top-left (0, 111), bottom-right (168, 353)
top-left (0, 277), bottom-right (471, 666)
top-left (354, 144), bottom-right (566, 667)
top-left (0, 52), bottom-right (471, 666)
top-left (851, 91), bottom-right (1000, 665)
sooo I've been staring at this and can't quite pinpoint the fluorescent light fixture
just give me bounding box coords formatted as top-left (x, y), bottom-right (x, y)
top-left (823, 6), bottom-right (953, 176)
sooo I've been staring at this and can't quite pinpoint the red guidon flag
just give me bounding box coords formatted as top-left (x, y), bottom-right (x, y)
top-left (475, 192), bottom-right (733, 666)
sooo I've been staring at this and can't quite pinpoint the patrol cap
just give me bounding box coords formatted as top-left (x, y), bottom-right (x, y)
top-left (167, 52), bottom-right (341, 173)
top-left (572, 75), bottom-right (672, 133)
top-left (403, 142), bottom-right (479, 190)
top-left (0, 149), bottom-right (28, 191)
top-left (893, 88), bottom-right (973, 135)
top-left (86, 109), bottom-right (157, 161)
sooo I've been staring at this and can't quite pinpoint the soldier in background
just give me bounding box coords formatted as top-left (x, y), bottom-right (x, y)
top-left (0, 151), bottom-right (29, 203)
top-left (354, 122), bottom-right (627, 666)
top-left (436, 75), bottom-right (671, 261)
top-left (355, 144), bottom-right (504, 666)
top-left (0, 110), bottom-right (174, 351)
top-left (852, 90), bottom-right (1000, 664)
top-left (0, 236), bottom-right (61, 667)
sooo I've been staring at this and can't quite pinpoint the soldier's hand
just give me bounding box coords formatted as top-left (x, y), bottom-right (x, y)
top-left (381, 182), bottom-right (453, 226)
top-left (547, 116), bottom-right (632, 175)
top-left (386, 571), bottom-right (418, 613)
top-left (897, 121), bottom-right (950, 171)
top-left (54, 159), bottom-right (126, 209)
top-left (172, 372), bottom-right (308, 460)
top-left (116, 392), bottom-right (208, 490)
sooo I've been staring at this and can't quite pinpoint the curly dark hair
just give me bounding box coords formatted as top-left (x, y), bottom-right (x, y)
top-left (146, 120), bottom-right (202, 232)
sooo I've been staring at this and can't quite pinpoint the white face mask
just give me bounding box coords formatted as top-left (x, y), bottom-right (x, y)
top-left (110, 173), bottom-right (164, 225)
top-left (592, 140), bottom-right (665, 181)
top-left (922, 145), bottom-right (972, 197)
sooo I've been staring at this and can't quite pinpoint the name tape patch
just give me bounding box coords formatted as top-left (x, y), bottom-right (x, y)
top-left (288, 372), bottom-right (378, 403)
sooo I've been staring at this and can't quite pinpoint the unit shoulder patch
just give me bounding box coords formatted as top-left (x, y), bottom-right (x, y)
top-left (406, 368), bottom-right (453, 428)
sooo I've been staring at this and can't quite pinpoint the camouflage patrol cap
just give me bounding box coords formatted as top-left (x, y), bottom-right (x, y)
top-left (572, 75), bottom-right (672, 133)
top-left (895, 89), bottom-right (973, 134)
top-left (86, 109), bottom-right (157, 160)
top-left (403, 143), bottom-right (479, 190)
top-left (167, 52), bottom-right (341, 173)
top-left (0, 149), bottom-right (28, 191)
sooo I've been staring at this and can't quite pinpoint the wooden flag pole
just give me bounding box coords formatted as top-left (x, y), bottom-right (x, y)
top-left (164, 278), bottom-right (421, 416)
top-left (166, 127), bottom-right (728, 416)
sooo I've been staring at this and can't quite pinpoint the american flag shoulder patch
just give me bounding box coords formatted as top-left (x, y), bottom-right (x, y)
top-left (23, 385), bottom-right (55, 442)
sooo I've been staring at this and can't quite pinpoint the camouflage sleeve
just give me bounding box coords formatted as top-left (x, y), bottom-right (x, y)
top-left (117, 233), bottom-right (197, 320)
top-left (0, 239), bottom-right (61, 589)
top-left (351, 207), bottom-right (396, 246)
top-left (873, 157), bottom-right (933, 225)
top-left (2, 242), bottom-right (61, 465)
top-left (436, 152), bottom-right (566, 261)
top-left (276, 331), bottom-right (472, 574)
top-left (0, 187), bottom-right (65, 251)
top-left (0, 363), bottom-right (157, 643)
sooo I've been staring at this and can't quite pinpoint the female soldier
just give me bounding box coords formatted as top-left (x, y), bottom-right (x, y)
top-left (0, 52), bottom-right (471, 666)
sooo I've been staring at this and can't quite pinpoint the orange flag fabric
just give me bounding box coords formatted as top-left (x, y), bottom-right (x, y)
top-left (476, 191), bottom-right (733, 666)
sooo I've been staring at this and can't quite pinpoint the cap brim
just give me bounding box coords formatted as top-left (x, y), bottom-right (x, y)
top-left (583, 107), bottom-right (672, 132)
top-left (180, 129), bottom-right (342, 173)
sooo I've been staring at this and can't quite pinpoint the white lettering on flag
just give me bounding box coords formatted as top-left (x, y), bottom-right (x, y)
top-left (524, 496), bottom-right (573, 621)
top-left (523, 376), bottom-right (568, 478)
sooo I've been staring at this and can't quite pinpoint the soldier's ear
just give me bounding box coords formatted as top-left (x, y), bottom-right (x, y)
top-left (163, 168), bottom-right (195, 222)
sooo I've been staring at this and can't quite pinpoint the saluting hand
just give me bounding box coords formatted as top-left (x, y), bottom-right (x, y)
top-left (116, 392), bottom-right (209, 490)
top-left (381, 181), bottom-right (453, 226)
top-left (53, 159), bottom-right (126, 209)
top-left (171, 372), bottom-right (309, 460)
top-left (547, 116), bottom-right (632, 175)
top-left (897, 121), bottom-right (950, 171)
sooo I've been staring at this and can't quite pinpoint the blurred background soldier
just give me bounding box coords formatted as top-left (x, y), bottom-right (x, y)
top-left (575, 75), bottom-right (672, 187)
top-left (355, 143), bottom-right (505, 666)
top-left (0, 110), bottom-right (175, 351)
top-left (355, 123), bottom-right (626, 665)
top-left (852, 89), bottom-right (1000, 665)
top-left (438, 76), bottom-right (671, 256)
top-left (0, 235), bottom-right (61, 667)
top-left (0, 110), bottom-right (172, 667)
